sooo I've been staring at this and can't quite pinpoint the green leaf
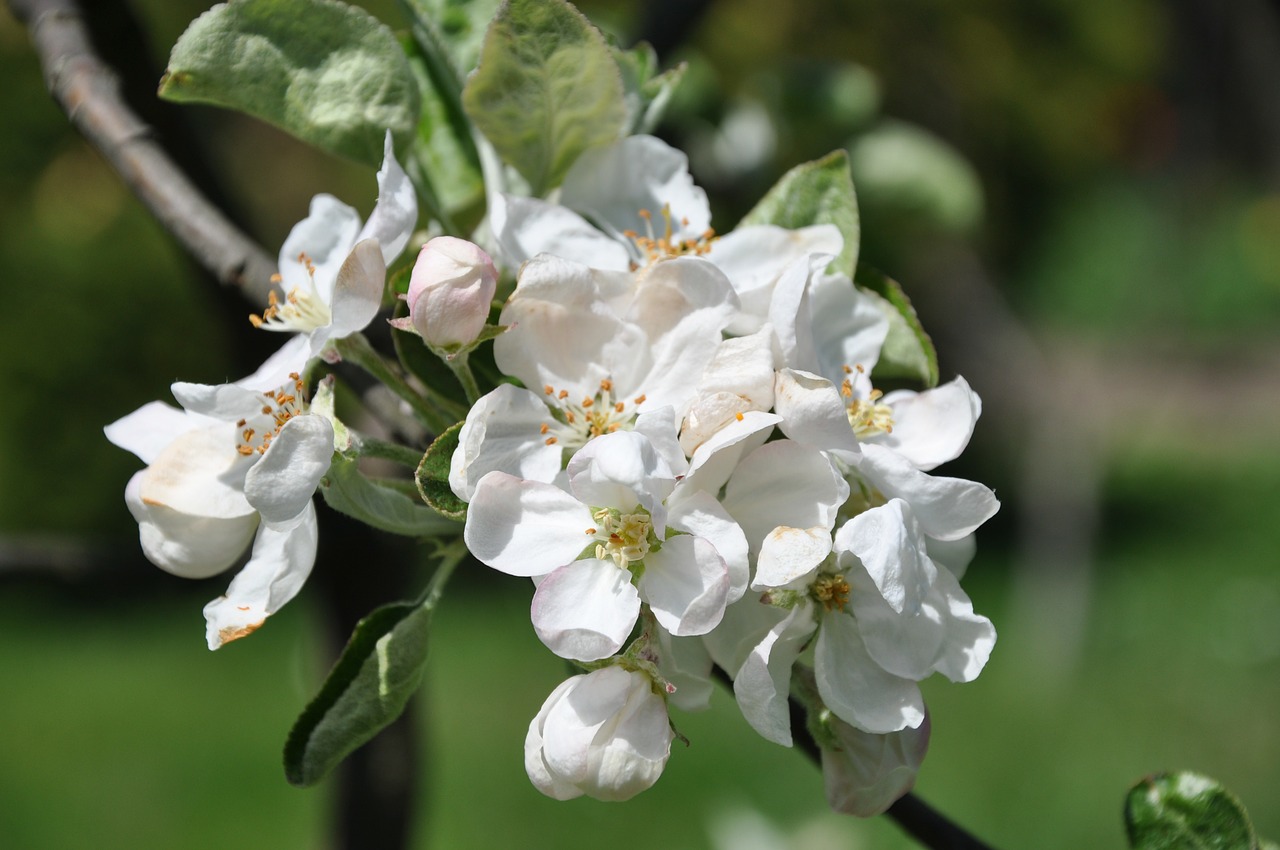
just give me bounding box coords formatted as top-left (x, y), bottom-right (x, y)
top-left (319, 454), bottom-right (461, 536)
top-left (611, 41), bottom-right (686, 135)
top-left (160, 0), bottom-right (420, 167)
top-left (416, 422), bottom-right (468, 520)
top-left (461, 0), bottom-right (626, 195)
top-left (739, 150), bottom-right (861, 277)
top-left (284, 597), bottom-right (433, 786)
top-left (1125, 772), bottom-right (1260, 850)
top-left (402, 36), bottom-right (484, 219)
top-left (855, 265), bottom-right (938, 388)
top-left (400, 0), bottom-right (500, 83)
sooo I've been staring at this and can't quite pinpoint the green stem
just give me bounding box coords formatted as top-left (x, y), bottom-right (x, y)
top-left (419, 537), bottom-right (469, 610)
top-left (445, 350), bottom-right (482, 406)
top-left (333, 333), bottom-right (455, 433)
top-left (352, 434), bottom-right (424, 468)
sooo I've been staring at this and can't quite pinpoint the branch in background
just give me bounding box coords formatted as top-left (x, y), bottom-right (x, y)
top-left (7, 0), bottom-right (277, 304)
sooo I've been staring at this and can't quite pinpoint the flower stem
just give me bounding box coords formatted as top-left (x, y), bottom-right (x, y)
top-left (419, 538), bottom-right (469, 611)
top-left (334, 333), bottom-right (456, 433)
top-left (444, 351), bottom-right (483, 406)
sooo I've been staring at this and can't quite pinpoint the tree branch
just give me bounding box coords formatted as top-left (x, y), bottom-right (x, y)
top-left (7, 0), bottom-right (276, 304)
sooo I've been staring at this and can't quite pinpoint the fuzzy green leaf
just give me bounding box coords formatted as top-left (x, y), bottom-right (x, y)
top-left (160, 0), bottom-right (420, 166)
top-left (284, 597), bottom-right (433, 786)
top-left (461, 0), bottom-right (626, 195)
top-left (855, 265), bottom-right (938, 388)
top-left (612, 41), bottom-right (686, 135)
top-left (1125, 772), bottom-right (1260, 850)
top-left (319, 454), bottom-right (461, 536)
top-left (416, 422), bottom-right (468, 520)
top-left (739, 150), bottom-right (861, 277)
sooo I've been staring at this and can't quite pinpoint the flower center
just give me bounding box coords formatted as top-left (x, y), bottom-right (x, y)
top-left (587, 506), bottom-right (655, 569)
top-left (623, 205), bottom-right (717, 269)
top-left (235, 372), bottom-right (308, 456)
top-left (840, 364), bottom-right (894, 439)
top-left (538, 379), bottom-right (646, 452)
top-left (248, 253), bottom-right (332, 333)
top-left (810, 573), bottom-right (852, 612)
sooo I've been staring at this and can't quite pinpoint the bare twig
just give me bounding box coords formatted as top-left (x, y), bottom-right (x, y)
top-left (7, 0), bottom-right (276, 304)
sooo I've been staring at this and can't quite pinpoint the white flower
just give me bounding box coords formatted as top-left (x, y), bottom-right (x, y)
top-left (105, 342), bottom-right (335, 649)
top-left (822, 707), bottom-right (931, 817)
top-left (524, 665), bottom-right (674, 801)
top-left (250, 132), bottom-right (416, 362)
top-left (397, 236), bottom-right (497, 349)
top-left (464, 430), bottom-right (735, 661)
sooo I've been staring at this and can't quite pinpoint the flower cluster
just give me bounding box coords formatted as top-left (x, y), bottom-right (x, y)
top-left (452, 135), bottom-right (998, 809)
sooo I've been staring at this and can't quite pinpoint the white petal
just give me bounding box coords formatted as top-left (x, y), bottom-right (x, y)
top-left (667, 487), bottom-right (749, 603)
top-left (641, 535), bottom-right (729, 637)
top-left (559, 135), bottom-right (710, 246)
top-left (243, 415), bottom-right (333, 523)
top-left (492, 193), bottom-right (630, 271)
top-left (855, 444), bottom-right (998, 541)
top-left (722, 440), bottom-right (848, 554)
top-left (873, 376), bottom-right (981, 470)
top-left (632, 406), bottom-right (688, 478)
top-left (768, 253), bottom-right (829, 373)
top-left (279, 194), bottom-right (362, 304)
top-left (136, 425), bottom-right (255, 519)
top-left (525, 678), bottom-right (587, 800)
top-left (170, 380), bottom-right (268, 422)
top-left (707, 224), bottom-right (843, 335)
top-left (753, 526), bottom-right (832, 590)
top-left (815, 612), bottom-right (925, 734)
top-left (810, 273), bottom-right (889, 382)
top-left (567, 430), bottom-right (673, 519)
top-left (681, 410), bottom-right (779, 495)
top-left (323, 238), bottom-right (386, 344)
top-left (105, 401), bottom-right (196, 464)
top-left (532, 559), bottom-right (640, 661)
top-left (585, 674), bottom-right (673, 801)
top-left (235, 335), bottom-right (312, 393)
top-left (464, 472), bottom-right (595, 576)
top-left (654, 629), bottom-right (713, 712)
top-left (835, 500), bottom-right (929, 615)
top-left (773, 368), bottom-right (860, 458)
top-left (448, 384), bottom-right (564, 501)
top-left (926, 533), bottom-right (976, 581)
top-left (733, 603), bottom-right (817, 746)
top-left (823, 711), bottom-right (931, 817)
top-left (202, 503), bottom-right (319, 649)
top-left (127, 470), bottom-right (258, 579)
top-left (356, 131), bottom-right (417, 265)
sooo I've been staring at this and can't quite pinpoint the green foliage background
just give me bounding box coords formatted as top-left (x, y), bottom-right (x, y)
top-left (1, 0), bottom-right (1277, 847)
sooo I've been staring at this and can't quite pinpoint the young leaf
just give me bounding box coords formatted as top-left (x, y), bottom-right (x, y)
top-left (855, 265), bottom-right (939, 388)
top-left (402, 38), bottom-right (484, 219)
top-left (612, 41), bottom-right (687, 135)
top-left (461, 0), bottom-right (626, 195)
top-left (1125, 772), bottom-right (1260, 850)
top-left (319, 454), bottom-right (462, 536)
top-left (416, 422), bottom-right (468, 520)
top-left (160, 0), bottom-right (420, 167)
top-left (284, 596), bottom-right (433, 786)
top-left (739, 150), bottom-right (861, 277)
top-left (400, 0), bottom-right (501, 83)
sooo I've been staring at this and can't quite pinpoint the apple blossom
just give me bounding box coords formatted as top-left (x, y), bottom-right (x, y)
top-left (397, 236), bottom-right (497, 349)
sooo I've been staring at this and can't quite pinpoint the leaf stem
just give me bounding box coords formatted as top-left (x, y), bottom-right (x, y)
top-left (419, 537), bottom-right (469, 611)
top-left (333, 333), bottom-right (459, 433)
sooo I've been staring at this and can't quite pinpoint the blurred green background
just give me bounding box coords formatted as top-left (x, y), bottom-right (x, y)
top-left (2, 0), bottom-right (1278, 847)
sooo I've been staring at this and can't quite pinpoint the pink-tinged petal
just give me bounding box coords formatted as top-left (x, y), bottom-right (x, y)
top-left (243, 415), bottom-right (333, 523)
top-left (356, 132), bottom-right (417, 265)
top-left (855, 444), bottom-right (998, 541)
top-left (815, 612), bottom-right (926, 734)
top-left (279, 194), bottom-right (362, 303)
top-left (560, 135), bottom-right (710, 247)
top-left (492, 193), bottom-right (630, 271)
top-left (202, 502), bottom-right (318, 649)
top-left (567, 430), bottom-right (673, 520)
top-left (127, 471), bottom-right (258, 579)
top-left (667, 487), bottom-right (749, 603)
top-left (464, 472), bottom-right (595, 576)
top-left (810, 273), bottom-right (889, 381)
top-left (722, 440), bottom-right (848, 554)
top-left (874, 376), bottom-right (981, 471)
top-left (494, 254), bottom-right (632, 395)
top-left (525, 677), bottom-right (587, 800)
top-left (641, 535), bottom-right (729, 637)
top-left (448, 384), bottom-right (564, 501)
top-left (707, 224), bottom-right (844, 335)
top-left (835, 500), bottom-right (928, 615)
top-left (753, 526), bottom-right (832, 590)
top-left (532, 559), bottom-right (641, 661)
top-left (733, 603), bottom-right (818, 746)
top-left (324, 238), bottom-right (386, 344)
top-left (823, 708), bottom-right (931, 817)
top-left (105, 401), bottom-right (196, 464)
top-left (774, 368), bottom-right (860, 458)
top-left (136, 425), bottom-right (255, 519)
top-left (682, 411), bottom-right (779, 495)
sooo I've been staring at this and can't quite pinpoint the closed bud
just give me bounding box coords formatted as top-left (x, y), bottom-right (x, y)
top-left (406, 236), bottom-right (497, 348)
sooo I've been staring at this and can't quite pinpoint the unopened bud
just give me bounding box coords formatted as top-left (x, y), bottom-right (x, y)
top-left (406, 236), bottom-right (497, 348)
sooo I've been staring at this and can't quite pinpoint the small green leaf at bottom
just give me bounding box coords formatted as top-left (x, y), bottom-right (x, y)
top-left (416, 422), bottom-right (468, 520)
top-left (1125, 772), bottom-right (1260, 850)
top-left (284, 597), bottom-right (434, 786)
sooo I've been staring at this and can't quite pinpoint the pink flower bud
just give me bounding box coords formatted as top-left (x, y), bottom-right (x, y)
top-left (406, 236), bottom-right (497, 348)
